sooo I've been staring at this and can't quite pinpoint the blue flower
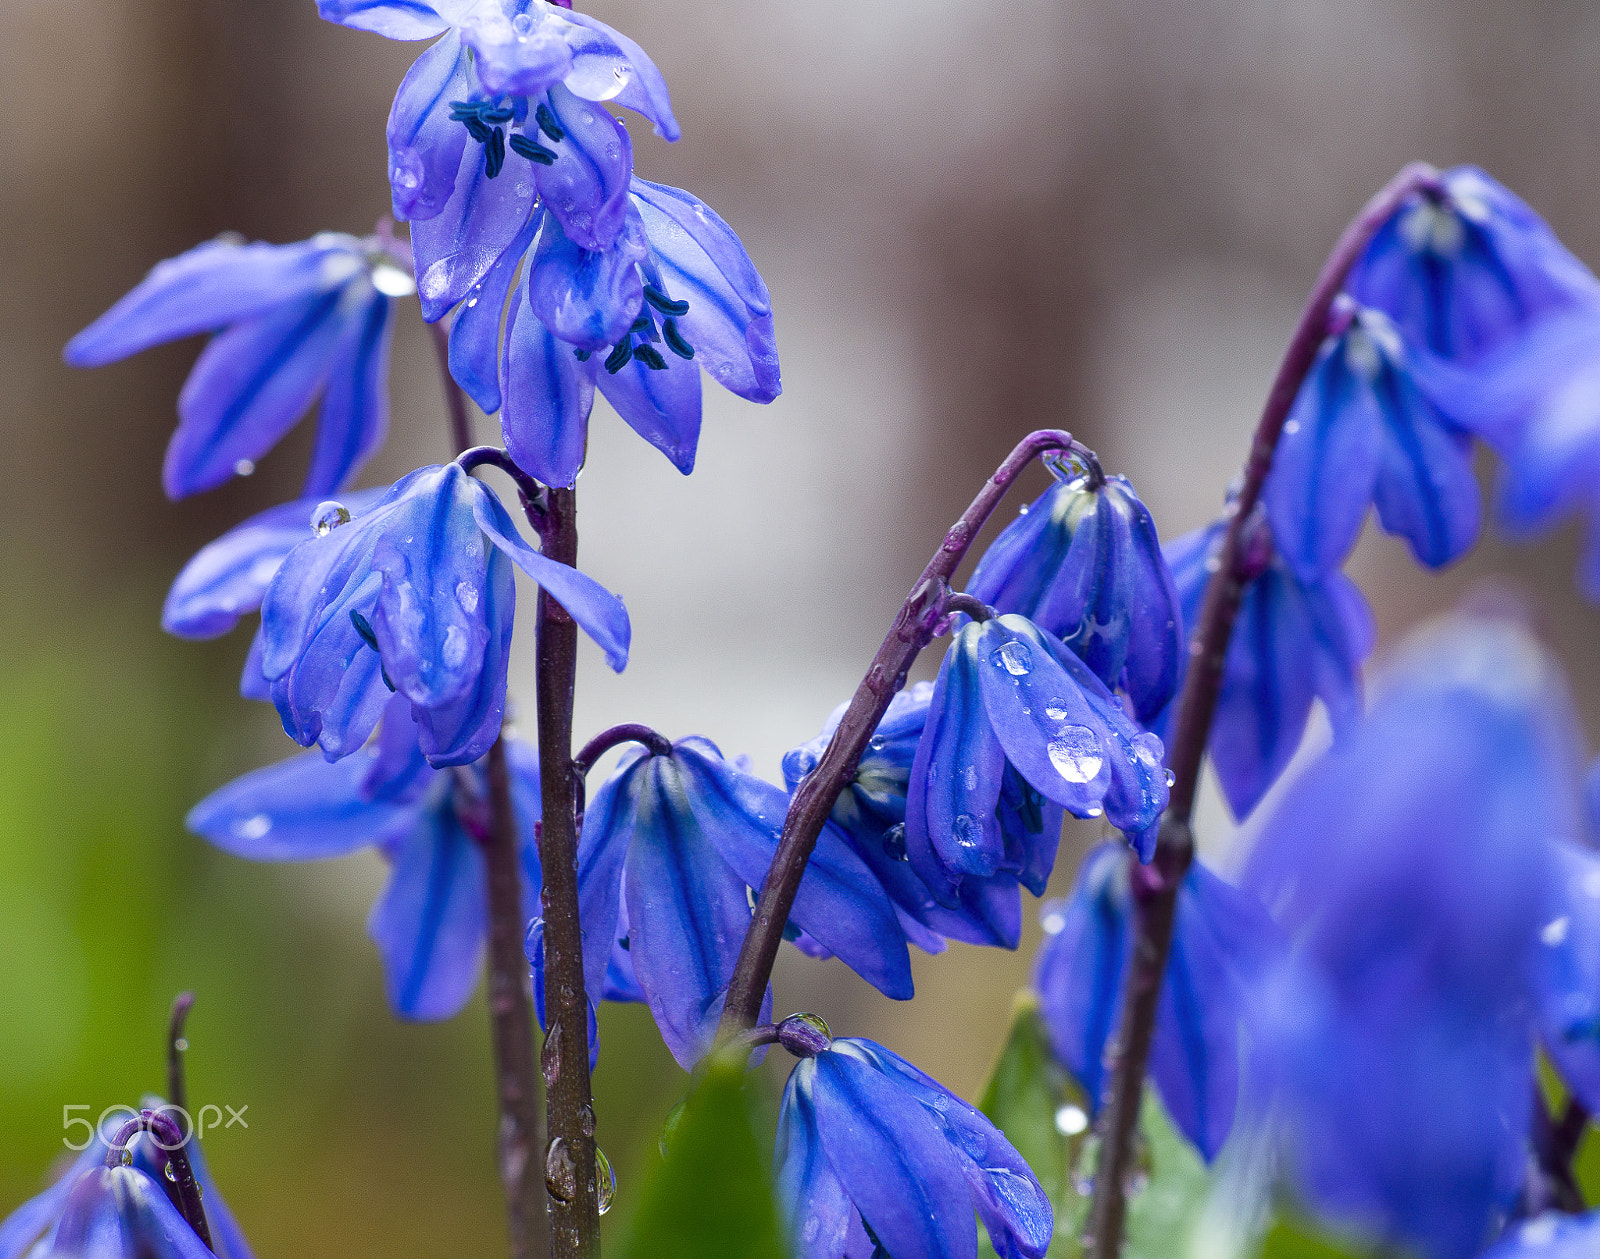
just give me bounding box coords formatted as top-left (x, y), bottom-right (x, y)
top-left (1534, 833), bottom-right (1600, 1115)
top-left (420, 172), bottom-right (779, 486)
top-left (259, 461), bottom-right (629, 765)
top-left (1264, 299), bottom-right (1481, 581)
top-left (320, 1), bottom-right (678, 225)
top-left (569, 737), bottom-right (911, 1068)
top-left (966, 466), bottom-right (1182, 723)
top-left (1347, 165), bottom-right (1599, 362)
top-left (784, 683), bottom-right (1042, 952)
top-left (775, 1034), bottom-right (1052, 1259)
top-left (1, 1119), bottom-right (252, 1259)
top-left (188, 694), bottom-right (543, 1021)
top-left (1242, 616), bottom-right (1580, 1259)
top-left (1032, 843), bottom-right (1274, 1161)
top-left (907, 612), bottom-right (1169, 900)
top-left (1153, 518), bottom-right (1374, 822)
top-left (1483, 1213), bottom-right (1600, 1258)
top-left (66, 233), bottom-right (415, 500)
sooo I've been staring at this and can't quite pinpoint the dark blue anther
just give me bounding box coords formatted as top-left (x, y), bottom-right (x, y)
top-left (634, 344), bottom-right (668, 371)
top-left (508, 133), bottom-right (556, 166)
top-left (350, 610), bottom-right (396, 691)
top-left (662, 318), bottom-right (695, 360)
top-left (484, 127), bottom-right (506, 178)
top-left (462, 115), bottom-right (492, 144)
top-left (573, 348), bottom-right (592, 362)
top-left (643, 285), bottom-right (690, 318)
top-left (629, 314), bottom-right (651, 335)
top-left (535, 102), bottom-right (566, 142)
top-left (480, 104), bottom-right (514, 124)
top-left (604, 340), bottom-right (633, 373)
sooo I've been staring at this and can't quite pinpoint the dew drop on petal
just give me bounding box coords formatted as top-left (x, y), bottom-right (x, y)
top-left (1048, 726), bottom-right (1104, 784)
top-left (311, 501), bottom-right (352, 536)
top-left (953, 814), bottom-right (984, 851)
top-left (1542, 917), bottom-right (1571, 947)
top-left (1131, 731), bottom-right (1165, 769)
top-left (234, 813), bottom-right (272, 841)
top-left (441, 624), bottom-right (470, 669)
top-left (881, 823), bottom-right (907, 861)
top-left (991, 641), bottom-right (1033, 676)
top-left (456, 580), bottom-right (480, 613)
top-left (1045, 705), bottom-right (1069, 722)
top-left (234, 459), bottom-right (255, 477)
top-left (370, 262), bottom-right (417, 298)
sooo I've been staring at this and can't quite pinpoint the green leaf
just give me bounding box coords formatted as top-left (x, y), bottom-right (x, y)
top-left (1123, 1087), bottom-right (1211, 1257)
top-left (1256, 1216), bottom-right (1375, 1259)
top-left (616, 1058), bottom-right (788, 1259)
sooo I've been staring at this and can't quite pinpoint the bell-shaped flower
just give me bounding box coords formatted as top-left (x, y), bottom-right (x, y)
top-left (1032, 843), bottom-right (1274, 1161)
top-left (1264, 299), bottom-right (1481, 581)
top-left (66, 232), bottom-right (415, 500)
top-left (572, 736), bottom-right (911, 1068)
top-left (320, 0), bottom-right (678, 224)
top-left (259, 461), bottom-right (629, 765)
top-left (1153, 518), bottom-right (1374, 822)
top-left (421, 172), bottom-right (778, 486)
top-left (188, 695), bottom-right (543, 1020)
top-left (966, 465), bottom-right (1182, 723)
top-left (906, 612), bottom-right (1169, 902)
top-left (1242, 616), bottom-right (1580, 1259)
top-left (1347, 165), bottom-right (1599, 362)
top-left (784, 683), bottom-right (1045, 952)
top-left (775, 1033), bottom-right (1052, 1259)
top-left (1483, 1213), bottom-right (1600, 1258)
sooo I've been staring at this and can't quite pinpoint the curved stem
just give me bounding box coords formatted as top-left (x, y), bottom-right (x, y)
top-left (167, 992), bottom-right (194, 1117)
top-left (943, 592), bottom-right (993, 623)
top-left (458, 446), bottom-right (551, 532)
top-left (574, 724), bottom-right (674, 775)
top-left (429, 319), bottom-right (475, 456)
top-left (717, 429), bottom-right (1085, 1036)
top-left (1085, 160), bottom-right (1442, 1257)
top-left (106, 1112), bottom-right (213, 1252)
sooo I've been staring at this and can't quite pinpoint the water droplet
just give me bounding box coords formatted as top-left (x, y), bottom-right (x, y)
top-left (991, 640), bottom-right (1033, 676)
top-left (511, 12), bottom-right (534, 35)
top-left (544, 1138), bottom-right (578, 1203)
top-left (370, 262), bottom-right (416, 298)
top-left (788, 1011), bottom-right (832, 1040)
top-left (868, 736), bottom-right (887, 753)
top-left (579, 1104), bottom-right (596, 1138)
top-left (953, 814), bottom-right (985, 851)
top-left (1164, 769), bottom-right (1176, 787)
top-left (311, 501), bottom-right (351, 536)
top-left (1283, 419), bottom-right (1301, 436)
top-left (442, 624), bottom-right (470, 668)
top-left (174, 1037), bottom-right (189, 1052)
top-left (234, 813), bottom-right (272, 841)
top-left (1131, 731), bottom-right (1164, 768)
top-left (1054, 1104), bottom-right (1088, 1136)
top-left (1045, 705), bottom-right (1069, 722)
top-left (234, 459), bottom-right (255, 477)
top-left (455, 580), bottom-right (480, 613)
top-left (542, 1023), bottom-right (562, 1088)
top-left (1048, 726), bottom-right (1104, 784)
top-left (594, 1147), bottom-right (616, 1214)
top-left (164, 1161), bottom-right (177, 1182)
top-left (1203, 555), bottom-right (1221, 573)
top-left (1543, 916), bottom-right (1572, 946)
top-left (1084, 804), bottom-right (1104, 818)
top-left (1040, 902), bottom-right (1067, 935)
top-left (881, 823), bottom-right (907, 861)
top-left (658, 1100), bottom-right (687, 1158)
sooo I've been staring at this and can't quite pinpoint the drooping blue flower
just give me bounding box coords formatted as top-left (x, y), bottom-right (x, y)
top-left (783, 683), bottom-right (1043, 952)
top-left (569, 736), bottom-right (911, 1068)
top-left (1482, 1212), bottom-right (1600, 1258)
top-left (1264, 298), bottom-right (1481, 581)
top-left (1153, 518), bottom-right (1374, 822)
top-left (906, 612), bottom-right (1169, 900)
top-left (66, 233), bottom-right (415, 500)
top-left (1032, 842), bottom-right (1274, 1161)
top-left (421, 172), bottom-right (779, 486)
top-left (2, 1118), bottom-right (252, 1259)
top-left (775, 1034), bottom-right (1052, 1259)
top-left (966, 465), bottom-right (1182, 723)
top-left (259, 461), bottom-right (629, 765)
top-left (1534, 834), bottom-right (1600, 1115)
top-left (1347, 165), bottom-right (1599, 363)
top-left (188, 694), bottom-right (543, 1021)
top-left (1243, 616), bottom-right (1581, 1259)
top-left (320, 0), bottom-right (678, 226)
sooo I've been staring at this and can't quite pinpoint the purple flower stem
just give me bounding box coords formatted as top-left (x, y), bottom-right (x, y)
top-left (167, 991), bottom-right (195, 1117)
top-left (716, 429), bottom-right (1087, 1036)
top-left (429, 320), bottom-right (475, 457)
top-left (458, 445), bottom-right (551, 533)
top-left (531, 484), bottom-right (602, 1259)
top-left (106, 1111), bottom-right (214, 1252)
top-left (943, 592), bottom-right (994, 623)
top-left (573, 723), bottom-right (674, 774)
top-left (1085, 160), bottom-right (1443, 1257)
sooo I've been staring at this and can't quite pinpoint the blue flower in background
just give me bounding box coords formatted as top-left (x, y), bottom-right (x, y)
top-left (1483, 1213), bottom-right (1600, 1258)
top-left (1243, 616), bottom-right (1581, 1259)
top-left (319, 0), bottom-right (678, 224)
top-left (259, 461), bottom-right (629, 765)
top-left (424, 172), bottom-right (779, 487)
top-left (1264, 299), bottom-right (1480, 581)
top-left (775, 1034), bottom-right (1052, 1259)
top-left (1348, 165), bottom-right (1599, 362)
top-left (967, 466), bottom-right (1182, 723)
top-left (1033, 842), bottom-right (1273, 1161)
top-left (1, 1119), bottom-right (252, 1259)
top-left (1154, 518), bottom-right (1374, 822)
top-left (570, 736), bottom-right (911, 1068)
top-left (907, 612), bottom-right (1169, 902)
top-left (66, 233), bottom-right (415, 500)
top-left (785, 684), bottom-right (1045, 952)
top-left (188, 694), bottom-right (543, 1021)
top-left (1535, 824), bottom-right (1600, 1116)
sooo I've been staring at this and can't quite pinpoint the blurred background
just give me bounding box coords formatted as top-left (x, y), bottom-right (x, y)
top-left (5, 0), bottom-right (1600, 1252)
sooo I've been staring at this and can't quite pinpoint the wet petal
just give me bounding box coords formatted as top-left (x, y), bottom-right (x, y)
top-left (594, 340), bottom-right (703, 474)
top-left (499, 266), bottom-right (596, 487)
top-left (532, 84), bottom-right (633, 252)
top-left (448, 209), bottom-right (542, 414)
top-left (384, 31), bottom-right (471, 221)
top-left (305, 292), bottom-right (394, 496)
top-left (316, 0), bottom-right (451, 39)
top-left (560, 10), bottom-right (680, 140)
top-left (412, 147), bottom-right (538, 322)
top-left (51, 1167), bottom-right (215, 1259)
top-left (525, 205), bottom-right (646, 351)
top-left (775, 1065), bottom-right (855, 1259)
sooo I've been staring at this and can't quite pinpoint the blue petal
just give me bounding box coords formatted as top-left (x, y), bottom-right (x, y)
top-left (525, 206), bottom-right (646, 351)
top-left (811, 1047), bottom-right (978, 1259)
top-left (317, 0), bottom-right (451, 40)
top-left (412, 146), bottom-right (538, 322)
top-left (52, 1166), bottom-right (216, 1259)
top-left (181, 1130), bottom-right (255, 1259)
top-left (64, 237), bottom-right (347, 367)
top-left (499, 266), bottom-right (596, 487)
top-left (568, 748), bottom-right (647, 1002)
top-left (239, 625), bottom-right (270, 700)
top-left (368, 802), bottom-right (487, 1021)
top-left (458, 5), bottom-right (573, 97)
top-left (305, 292), bottom-right (394, 496)
top-left (632, 177), bottom-right (780, 403)
top-left (560, 11), bottom-right (681, 141)
top-left (449, 209), bottom-right (543, 414)
top-left (775, 1065), bottom-right (855, 1259)
top-left (0, 1142), bottom-right (108, 1259)
top-left (532, 84), bottom-right (634, 252)
top-left (384, 32), bottom-right (471, 221)
top-left (1538, 842), bottom-right (1600, 1114)
top-left (1482, 1211), bottom-right (1600, 1257)
top-left (594, 339), bottom-right (703, 474)
top-left (362, 691), bottom-right (441, 804)
top-left (1370, 362), bottom-right (1481, 570)
top-left (469, 479), bottom-right (631, 671)
top-left (187, 749), bottom-right (414, 860)
top-left (165, 287), bottom-right (355, 498)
